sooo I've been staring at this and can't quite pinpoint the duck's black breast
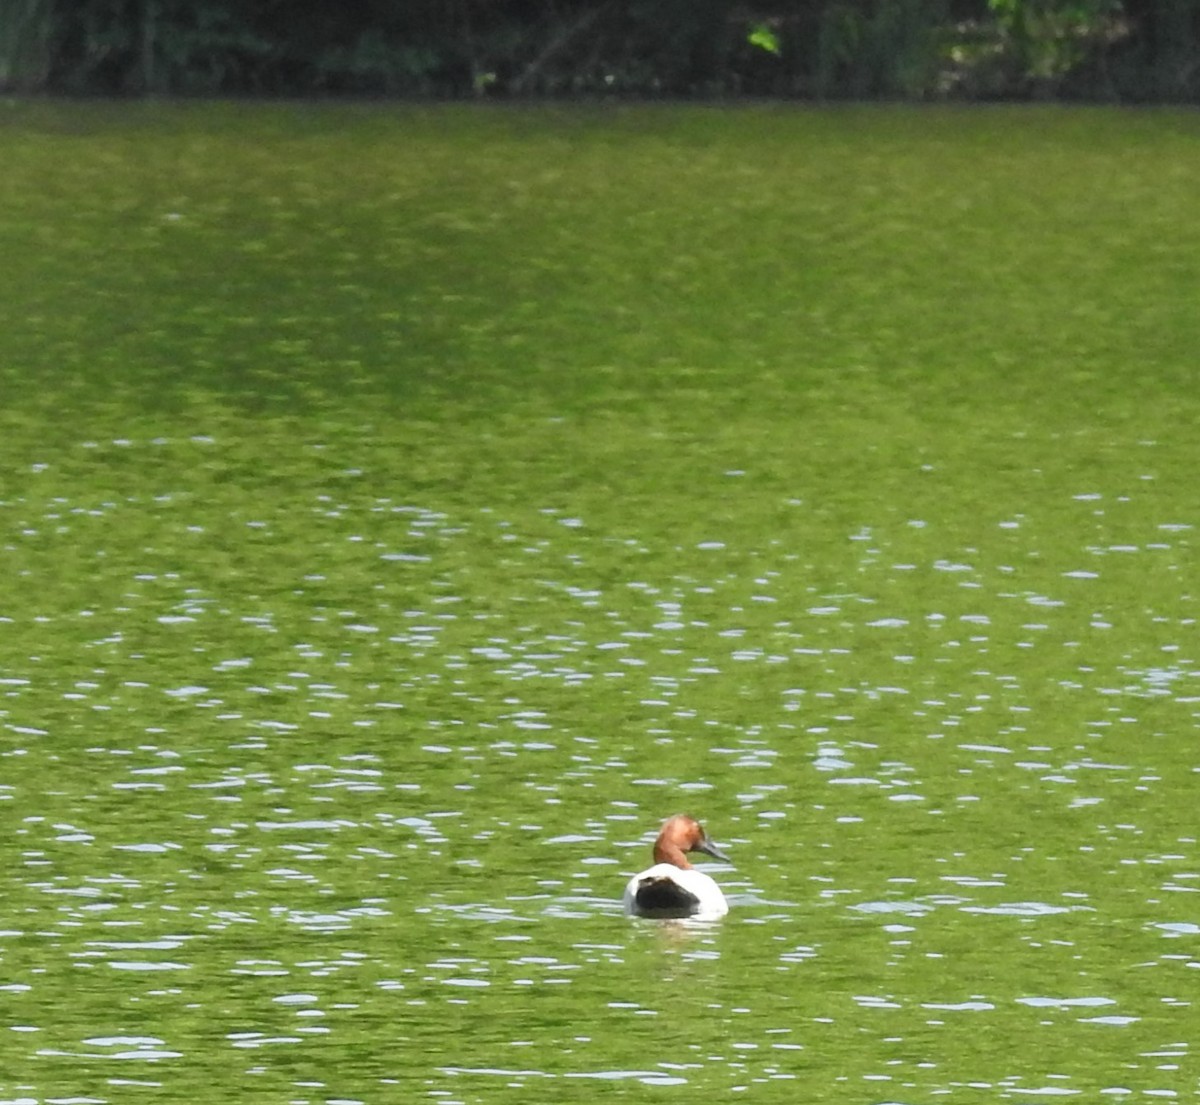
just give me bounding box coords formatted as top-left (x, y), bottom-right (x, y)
top-left (634, 874), bottom-right (700, 918)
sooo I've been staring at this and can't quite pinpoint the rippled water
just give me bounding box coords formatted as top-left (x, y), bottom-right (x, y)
top-left (2, 102), bottom-right (1199, 1103)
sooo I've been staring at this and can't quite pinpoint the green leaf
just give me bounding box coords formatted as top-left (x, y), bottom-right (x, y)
top-left (748, 23), bottom-right (781, 56)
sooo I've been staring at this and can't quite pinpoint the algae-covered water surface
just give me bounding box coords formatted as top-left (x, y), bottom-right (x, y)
top-left (1, 101), bottom-right (1198, 1102)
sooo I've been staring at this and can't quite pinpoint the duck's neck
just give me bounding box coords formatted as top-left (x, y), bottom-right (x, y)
top-left (653, 841), bottom-right (692, 869)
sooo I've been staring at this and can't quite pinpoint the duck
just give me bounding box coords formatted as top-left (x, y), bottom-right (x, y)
top-left (622, 814), bottom-right (731, 919)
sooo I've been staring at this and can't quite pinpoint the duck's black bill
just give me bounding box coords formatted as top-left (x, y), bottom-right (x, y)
top-left (696, 835), bottom-right (731, 864)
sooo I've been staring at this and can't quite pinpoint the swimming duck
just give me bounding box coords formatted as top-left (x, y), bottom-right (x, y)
top-left (622, 814), bottom-right (731, 919)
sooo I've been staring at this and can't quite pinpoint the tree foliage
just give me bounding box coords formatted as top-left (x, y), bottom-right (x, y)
top-left (0, 0), bottom-right (1196, 100)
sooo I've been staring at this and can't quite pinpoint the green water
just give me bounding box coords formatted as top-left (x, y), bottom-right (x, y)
top-left (1, 102), bottom-right (1198, 1103)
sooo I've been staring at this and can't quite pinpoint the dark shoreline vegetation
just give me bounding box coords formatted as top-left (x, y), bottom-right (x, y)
top-left (1, 0), bottom-right (1198, 103)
